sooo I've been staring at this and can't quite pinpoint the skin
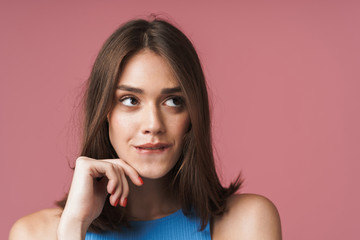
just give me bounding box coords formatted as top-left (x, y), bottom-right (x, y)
top-left (9, 50), bottom-right (282, 240)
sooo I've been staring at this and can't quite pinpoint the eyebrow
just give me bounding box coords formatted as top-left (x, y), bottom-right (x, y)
top-left (117, 85), bottom-right (143, 93)
top-left (117, 85), bottom-right (182, 94)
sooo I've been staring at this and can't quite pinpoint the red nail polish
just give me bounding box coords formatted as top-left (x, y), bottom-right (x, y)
top-left (139, 176), bottom-right (144, 185)
top-left (122, 198), bottom-right (127, 207)
top-left (112, 189), bottom-right (116, 195)
top-left (114, 198), bottom-right (120, 206)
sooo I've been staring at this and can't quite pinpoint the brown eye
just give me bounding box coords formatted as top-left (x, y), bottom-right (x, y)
top-left (164, 97), bottom-right (183, 107)
top-left (120, 97), bottom-right (139, 106)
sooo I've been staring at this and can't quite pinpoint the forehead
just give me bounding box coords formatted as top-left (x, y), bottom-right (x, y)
top-left (118, 50), bottom-right (179, 88)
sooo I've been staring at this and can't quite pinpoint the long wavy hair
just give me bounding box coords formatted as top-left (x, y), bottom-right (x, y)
top-left (57, 17), bottom-right (242, 232)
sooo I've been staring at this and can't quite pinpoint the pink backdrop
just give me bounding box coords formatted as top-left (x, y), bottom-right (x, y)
top-left (1, 1), bottom-right (359, 239)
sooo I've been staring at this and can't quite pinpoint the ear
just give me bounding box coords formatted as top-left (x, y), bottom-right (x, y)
top-left (106, 113), bottom-right (110, 122)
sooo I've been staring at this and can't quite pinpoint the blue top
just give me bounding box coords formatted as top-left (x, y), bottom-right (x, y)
top-left (85, 209), bottom-right (211, 240)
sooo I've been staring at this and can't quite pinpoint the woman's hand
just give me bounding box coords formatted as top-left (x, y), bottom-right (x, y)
top-left (57, 156), bottom-right (143, 239)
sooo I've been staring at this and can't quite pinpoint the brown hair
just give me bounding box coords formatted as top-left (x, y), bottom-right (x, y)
top-left (58, 17), bottom-right (242, 232)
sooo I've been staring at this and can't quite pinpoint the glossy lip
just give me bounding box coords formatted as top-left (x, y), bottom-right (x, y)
top-left (134, 142), bottom-right (172, 154)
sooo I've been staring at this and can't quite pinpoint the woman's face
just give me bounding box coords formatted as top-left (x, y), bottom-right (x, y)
top-left (108, 50), bottom-right (190, 179)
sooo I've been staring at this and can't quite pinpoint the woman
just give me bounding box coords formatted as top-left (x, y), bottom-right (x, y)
top-left (10, 18), bottom-right (282, 240)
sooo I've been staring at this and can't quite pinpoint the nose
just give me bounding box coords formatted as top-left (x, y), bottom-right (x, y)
top-left (141, 104), bottom-right (165, 135)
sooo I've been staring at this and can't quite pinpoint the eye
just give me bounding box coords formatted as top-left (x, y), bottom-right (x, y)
top-left (164, 97), bottom-right (183, 107)
top-left (120, 97), bottom-right (139, 107)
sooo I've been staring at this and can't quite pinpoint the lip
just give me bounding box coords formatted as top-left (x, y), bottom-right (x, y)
top-left (134, 143), bottom-right (172, 154)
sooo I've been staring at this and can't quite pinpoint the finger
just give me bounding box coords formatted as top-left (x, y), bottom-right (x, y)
top-left (103, 159), bottom-right (144, 186)
top-left (119, 170), bottom-right (129, 207)
top-left (108, 167), bottom-right (123, 206)
top-left (76, 158), bottom-right (121, 207)
top-left (85, 160), bottom-right (122, 199)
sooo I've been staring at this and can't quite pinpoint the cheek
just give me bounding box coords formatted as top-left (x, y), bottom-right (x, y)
top-left (169, 113), bottom-right (190, 139)
top-left (108, 112), bottom-right (138, 145)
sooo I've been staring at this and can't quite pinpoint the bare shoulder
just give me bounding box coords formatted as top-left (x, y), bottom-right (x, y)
top-left (9, 208), bottom-right (62, 240)
top-left (212, 193), bottom-right (282, 240)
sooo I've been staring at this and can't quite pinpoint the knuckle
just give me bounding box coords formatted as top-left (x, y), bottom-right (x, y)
top-left (109, 163), bottom-right (116, 172)
top-left (75, 156), bottom-right (88, 167)
top-left (111, 161), bottom-right (123, 173)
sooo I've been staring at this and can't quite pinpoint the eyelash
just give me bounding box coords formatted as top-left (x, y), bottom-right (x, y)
top-left (118, 95), bottom-right (184, 108)
top-left (164, 96), bottom-right (184, 108)
top-left (119, 96), bottom-right (139, 106)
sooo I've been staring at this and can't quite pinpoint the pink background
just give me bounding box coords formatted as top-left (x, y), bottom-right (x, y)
top-left (1, 1), bottom-right (359, 239)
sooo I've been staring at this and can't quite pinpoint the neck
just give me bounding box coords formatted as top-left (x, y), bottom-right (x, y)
top-left (126, 173), bottom-right (180, 221)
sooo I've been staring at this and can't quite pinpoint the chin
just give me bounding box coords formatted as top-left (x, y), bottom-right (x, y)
top-left (136, 166), bottom-right (174, 179)
top-left (116, 149), bottom-right (181, 179)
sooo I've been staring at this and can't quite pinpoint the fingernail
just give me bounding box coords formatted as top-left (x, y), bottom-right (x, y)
top-left (112, 189), bottom-right (116, 195)
top-left (114, 198), bottom-right (120, 207)
top-left (121, 198), bottom-right (127, 207)
top-left (139, 176), bottom-right (144, 185)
